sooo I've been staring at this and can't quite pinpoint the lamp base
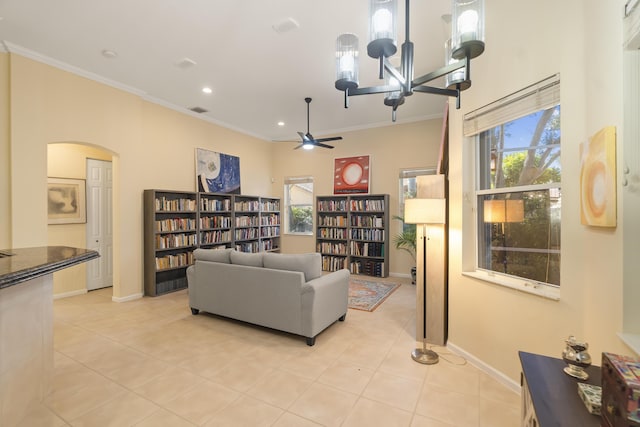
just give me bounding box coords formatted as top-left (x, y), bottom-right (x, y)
top-left (411, 343), bottom-right (439, 365)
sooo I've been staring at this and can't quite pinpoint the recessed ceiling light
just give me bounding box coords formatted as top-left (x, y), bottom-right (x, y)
top-left (277, 121), bottom-right (285, 126)
top-left (101, 49), bottom-right (118, 59)
top-left (202, 87), bottom-right (213, 94)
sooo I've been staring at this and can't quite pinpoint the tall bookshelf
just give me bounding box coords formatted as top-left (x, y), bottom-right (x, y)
top-left (144, 190), bottom-right (198, 296)
top-left (316, 194), bottom-right (389, 277)
top-left (144, 190), bottom-right (281, 296)
top-left (198, 193), bottom-right (233, 250)
top-left (259, 197), bottom-right (281, 252)
top-left (233, 195), bottom-right (260, 253)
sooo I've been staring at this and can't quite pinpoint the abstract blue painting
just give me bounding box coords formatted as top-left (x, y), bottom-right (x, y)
top-left (196, 148), bottom-right (241, 194)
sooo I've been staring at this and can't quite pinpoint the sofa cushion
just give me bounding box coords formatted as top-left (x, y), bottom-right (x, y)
top-left (194, 248), bottom-right (232, 264)
top-left (263, 252), bottom-right (322, 282)
top-left (230, 250), bottom-right (264, 267)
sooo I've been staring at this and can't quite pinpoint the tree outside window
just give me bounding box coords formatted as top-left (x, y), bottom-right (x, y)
top-left (284, 178), bottom-right (314, 235)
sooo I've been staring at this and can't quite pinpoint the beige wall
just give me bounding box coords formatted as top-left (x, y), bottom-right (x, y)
top-left (7, 55), bottom-right (272, 299)
top-left (447, 0), bottom-right (629, 383)
top-left (0, 53), bottom-right (10, 249)
top-left (271, 120), bottom-right (443, 276)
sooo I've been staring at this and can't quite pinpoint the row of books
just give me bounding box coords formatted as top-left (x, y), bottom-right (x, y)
top-left (260, 214), bottom-right (280, 226)
top-left (200, 197), bottom-right (231, 212)
top-left (236, 241), bottom-right (260, 253)
top-left (350, 215), bottom-right (384, 228)
top-left (156, 277), bottom-right (188, 295)
top-left (350, 241), bottom-right (385, 257)
top-left (155, 252), bottom-right (194, 271)
top-left (155, 218), bottom-right (196, 232)
top-left (318, 215), bottom-right (347, 227)
top-left (260, 226), bottom-right (280, 237)
top-left (155, 233), bottom-right (197, 249)
top-left (235, 215), bottom-right (260, 227)
top-left (234, 200), bottom-right (260, 212)
top-left (317, 227), bottom-right (347, 240)
top-left (260, 200), bottom-right (280, 212)
top-left (155, 197), bottom-right (197, 212)
top-left (350, 229), bottom-right (385, 241)
top-left (260, 240), bottom-right (279, 252)
top-left (322, 255), bottom-right (348, 272)
top-left (317, 199), bottom-right (347, 212)
top-left (235, 228), bottom-right (259, 241)
top-left (350, 199), bottom-right (385, 212)
top-left (350, 259), bottom-right (385, 277)
top-left (200, 230), bottom-right (232, 244)
top-left (199, 216), bottom-right (232, 229)
top-left (317, 242), bottom-right (347, 255)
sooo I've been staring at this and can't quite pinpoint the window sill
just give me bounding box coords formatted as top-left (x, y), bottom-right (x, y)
top-left (462, 270), bottom-right (560, 301)
top-left (283, 232), bottom-right (313, 236)
top-left (618, 332), bottom-right (640, 356)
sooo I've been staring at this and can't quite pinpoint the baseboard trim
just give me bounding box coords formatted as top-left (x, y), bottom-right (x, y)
top-left (112, 293), bottom-right (143, 303)
top-left (53, 289), bottom-right (87, 299)
top-left (389, 272), bottom-right (411, 279)
top-left (447, 341), bottom-right (522, 394)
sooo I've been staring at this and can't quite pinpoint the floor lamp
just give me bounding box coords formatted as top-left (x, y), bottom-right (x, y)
top-left (404, 198), bottom-right (446, 365)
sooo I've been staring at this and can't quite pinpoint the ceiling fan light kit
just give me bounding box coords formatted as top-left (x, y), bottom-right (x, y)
top-left (293, 97), bottom-right (343, 150)
top-left (335, 0), bottom-right (485, 121)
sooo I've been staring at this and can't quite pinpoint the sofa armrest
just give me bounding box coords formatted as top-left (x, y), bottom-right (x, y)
top-left (301, 269), bottom-right (350, 337)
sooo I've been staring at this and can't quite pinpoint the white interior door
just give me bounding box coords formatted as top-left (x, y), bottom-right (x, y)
top-left (86, 159), bottom-right (113, 291)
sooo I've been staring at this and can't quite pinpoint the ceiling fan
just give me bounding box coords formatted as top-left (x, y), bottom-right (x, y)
top-left (293, 97), bottom-right (342, 150)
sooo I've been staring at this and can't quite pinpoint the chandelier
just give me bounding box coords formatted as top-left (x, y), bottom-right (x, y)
top-left (334, 0), bottom-right (485, 121)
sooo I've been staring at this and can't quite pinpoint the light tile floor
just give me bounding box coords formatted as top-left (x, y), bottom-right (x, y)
top-left (21, 277), bottom-right (520, 426)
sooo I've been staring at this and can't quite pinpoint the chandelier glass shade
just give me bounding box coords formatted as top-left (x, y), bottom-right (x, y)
top-left (335, 0), bottom-right (485, 120)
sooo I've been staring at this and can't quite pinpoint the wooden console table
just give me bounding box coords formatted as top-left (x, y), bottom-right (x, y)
top-left (519, 351), bottom-right (602, 427)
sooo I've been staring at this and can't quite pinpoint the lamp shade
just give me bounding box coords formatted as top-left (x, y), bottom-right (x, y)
top-left (483, 199), bottom-right (524, 223)
top-left (404, 198), bottom-right (446, 224)
top-left (367, 0), bottom-right (398, 58)
top-left (451, 0), bottom-right (485, 60)
top-left (335, 33), bottom-right (360, 91)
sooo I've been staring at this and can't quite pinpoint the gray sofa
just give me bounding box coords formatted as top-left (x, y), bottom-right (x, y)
top-left (186, 248), bottom-right (350, 345)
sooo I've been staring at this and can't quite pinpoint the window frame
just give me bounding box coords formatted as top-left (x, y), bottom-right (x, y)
top-left (462, 75), bottom-right (562, 300)
top-left (283, 176), bottom-right (314, 236)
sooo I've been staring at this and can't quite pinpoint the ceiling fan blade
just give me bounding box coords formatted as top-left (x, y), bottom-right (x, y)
top-left (298, 131), bottom-right (310, 142)
top-left (293, 143), bottom-right (303, 150)
top-left (313, 136), bottom-right (343, 143)
top-left (314, 142), bottom-right (335, 149)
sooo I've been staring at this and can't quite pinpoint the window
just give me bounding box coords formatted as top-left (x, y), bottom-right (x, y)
top-left (398, 168), bottom-right (436, 217)
top-left (465, 75), bottom-right (561, 293)
top-left (284, 176), bottom-right (314, 235)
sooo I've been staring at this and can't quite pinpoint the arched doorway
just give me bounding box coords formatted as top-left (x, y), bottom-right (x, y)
top-left (47, 142), bottom-right (119, 299)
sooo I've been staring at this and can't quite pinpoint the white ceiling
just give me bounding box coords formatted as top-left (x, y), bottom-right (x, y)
top-left (0, 0), bottom-right (453, 143)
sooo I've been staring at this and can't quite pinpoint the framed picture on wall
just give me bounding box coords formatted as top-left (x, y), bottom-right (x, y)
top-left (47, 177), bottom-right (86, 224)
top-left (334, 155), bottom-right (370, 194)
top-left (195, 148), bottom-right (241, 194)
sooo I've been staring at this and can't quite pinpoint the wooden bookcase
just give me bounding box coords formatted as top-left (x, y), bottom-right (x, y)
top-left (144, 190), bottom-right (198, 296)
top-left (198, 193), bottom-right (233, 250)
top-left (144, 190), bottom-right (281, 296)
top-left (316, 194), bottom-right (389, 277)
top-left (259, 197), bottom-right (281, 252)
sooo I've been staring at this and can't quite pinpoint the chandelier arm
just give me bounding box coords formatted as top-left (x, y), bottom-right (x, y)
top-left (412, 60), bottom-right (466, 87)
top-left (384, 60), bottom-right (406, 86)
top-left (349, 85), bottom-right (399, 96)
top-left (413, 86), bottom-right (458, 97)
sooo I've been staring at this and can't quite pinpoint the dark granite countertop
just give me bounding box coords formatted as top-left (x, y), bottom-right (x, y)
top-left (0, 246), bottom-right (100, 289)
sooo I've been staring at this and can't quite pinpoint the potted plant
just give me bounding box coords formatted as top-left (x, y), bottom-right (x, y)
top-left (393, 215), bottom-right (417, 284)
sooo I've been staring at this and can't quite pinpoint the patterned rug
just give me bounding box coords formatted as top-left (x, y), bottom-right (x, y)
top-left (348, 279), bottom-right (401, 312)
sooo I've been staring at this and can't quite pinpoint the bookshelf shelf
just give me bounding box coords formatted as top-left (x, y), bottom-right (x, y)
top-left (316, 194), bottom-right (389, 278)
top-left (144, 190), bottom-right (281, 296)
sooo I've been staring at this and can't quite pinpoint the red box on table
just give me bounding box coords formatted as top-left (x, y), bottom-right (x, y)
top-left (601, 352), bottom-right (640, 427)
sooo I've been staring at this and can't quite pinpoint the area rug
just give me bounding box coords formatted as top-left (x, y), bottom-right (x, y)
top-left (348, 279), bottom-right (401, 312)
